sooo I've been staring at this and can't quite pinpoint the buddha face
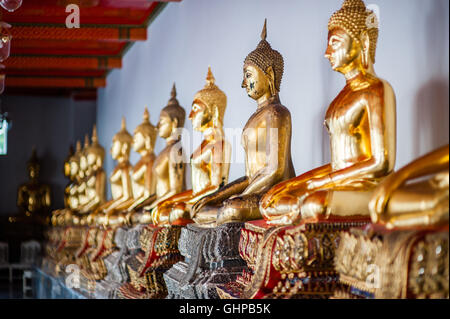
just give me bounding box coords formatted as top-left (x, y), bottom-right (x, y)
top-left (132, 131), bottom-right (146, 153)
top-left (242, 64), bottom-right (271, 101)
top-left (189, 101), bottom-right (211, 132)
top-left (87, 152), bottom-right (98, 168)
top-left (110, 140), bottom-right (123, 160)
top-left (70, 160), bottom-right (79, 178)
top-left (80, 154), bottom-right (88, 172)
top-left (28, 164), bottom-right (40, 180)
top-left (157, 113), bottom-right (174, 139)
top-left (325, 28), bottom-right (361, 73)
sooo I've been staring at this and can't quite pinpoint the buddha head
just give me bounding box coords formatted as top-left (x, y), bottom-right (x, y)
top-left (70, 140), bottom-right (82, 180)
top-left (133, 108), bottom-right (157, 155)
top-left (27, 147), bottom-right (40, 181)
top-left (326, 0), bottom-right (379, 73)
top-left (86, 125), bottom-right (105, 171)
top-left (79, 134), bottom-right (90, 178)
top-left (111, 117), bottom-right (133, 162)
top-left (190, 67), bottom-right (227, 132)
top-left (63, 145), bottom-right (74, 179)
top-left (243, 19), bottom-right (284, 101)
top-left (158, 84), bottom-right (186, 140)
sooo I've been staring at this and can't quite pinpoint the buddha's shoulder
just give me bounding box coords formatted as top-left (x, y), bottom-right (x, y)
top-left (265, 103), bottom-right (291, 119)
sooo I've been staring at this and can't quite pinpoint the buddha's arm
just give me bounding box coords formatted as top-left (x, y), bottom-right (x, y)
top-left (96, 171), bottom-right (106, 204)
top-left (188, 142), bottom-right (230, 203)
top-left (105, 168), bottom-right (133, 212)
top-left (148, 153), bottom-right (185, 210)
top-left (242, 110), bottom-right (291, 195)
top-left (260, 163), bottom-right (332, 209)
top-left (369, 144), bottom-right (449, 220)
top-left (128, 161), bottom-right (157, 211)
top-left (191, 176), bottom-right (250, 217)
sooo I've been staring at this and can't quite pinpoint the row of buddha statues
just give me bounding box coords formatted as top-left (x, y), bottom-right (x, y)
top-left (43, 0), bottom-right (448, 299)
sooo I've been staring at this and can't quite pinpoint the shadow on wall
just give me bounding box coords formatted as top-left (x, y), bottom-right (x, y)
top-left (414, 78), bottom-right (450, 157)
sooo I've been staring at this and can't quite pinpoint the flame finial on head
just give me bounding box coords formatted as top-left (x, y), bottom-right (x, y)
top-left (84, 134), bottom-right (90, 148)
top-left (143, 107), bottom-right (150, 122)
top-left (91, 125), bottom-right (98, 144)
top-left (205, 66), bottom-right (215, 87)
top-left (171, 83), bottom-right (177, 99)
top-left (261, 18), bottom-right (267, 41)
top-left (76, 140), bottom-right (82, 153)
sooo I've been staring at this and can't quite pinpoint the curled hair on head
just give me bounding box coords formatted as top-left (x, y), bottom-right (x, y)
top-left (244, 19), bottom-right (284, 93)
top-left (328, 0), bottom-right (379, 63)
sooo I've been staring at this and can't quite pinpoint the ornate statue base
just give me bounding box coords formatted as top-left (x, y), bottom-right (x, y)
top-left (217, 217), bottom-right (370, 299)
top-left (115, 224), bottom-right (183, 299)
top-left (94, 226), bottom-right (134, 298)
top-left (333, 224), bottom-right (449, 299)
top-left (78, 227), bottom-right (117, 294)
top-left (164, 222), bottom-right (246, 299)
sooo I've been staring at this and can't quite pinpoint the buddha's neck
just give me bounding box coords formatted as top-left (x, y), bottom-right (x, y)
top-left (343, 58), bottom-right (376, 83)
top-left (204, 126), bottom-right (223, 142)
top-left (257, 94), bottom-right (280, 109)
top-left (166, 133), bottom-right (180, 145)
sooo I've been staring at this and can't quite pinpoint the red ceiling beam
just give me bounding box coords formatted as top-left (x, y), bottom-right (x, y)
top-left (11, 39), bottom-right (127, 56)
top-left (6, 76), bottom-right (106, 88)
top-left (4, 56), bottom-right (121, 70)
top-left (9, 25), bottom-right (147, 41)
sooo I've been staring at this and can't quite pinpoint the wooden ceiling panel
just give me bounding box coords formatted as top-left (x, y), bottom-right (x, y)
top-left (1, 0), bottom-right (180, 98)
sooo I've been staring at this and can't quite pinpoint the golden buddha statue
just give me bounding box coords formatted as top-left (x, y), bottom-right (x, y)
top-left (152, 67), bottom-right (231, 226)
top-left (119, 107), bottom-right (158, 214)
top-left (77, 134), bottom-right (91, 208)
top-left (68, 140), bottom-right (82, 211)
top-left (133, 84), bottom-right (186, 224)
top-left (369, 144), bottom-right (449, 229)
top-left (89, 117), bottom-right (133, 227)
top-left (191, 20), bottom-right (295, 226)
top-left (63, 144), bottom-right (74, 209)
top-left (17, 147), bottom-right (52, 220)
top-left (79, 125), bottom-right (106, 213)
top-left (260, 0), bottom-right (396, 225)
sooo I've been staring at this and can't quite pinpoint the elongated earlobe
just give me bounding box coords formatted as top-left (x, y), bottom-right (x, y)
top-left (361, 32), bottom-right (370, 69)
top-left (266, 65), bottom-right (277, 96)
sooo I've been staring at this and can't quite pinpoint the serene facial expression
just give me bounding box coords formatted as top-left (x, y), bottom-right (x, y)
top-left (242, 64), bottom-right (270, 100)
top-left (189, 102), bottom-right (210, 132)
top-left (132, 131), bottom-right (145, 152)
top-left (110, 140), bottom-right (122, 160)
top-left (87, 152), bottom-right (99, 168)
top-left (325, 28), bottom-right (360, 72)
top-left (158, 113), bottom-right (173, 139)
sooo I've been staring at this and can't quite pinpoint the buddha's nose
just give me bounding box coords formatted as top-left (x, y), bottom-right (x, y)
top-left (241, 79), bottom-right (246, 88)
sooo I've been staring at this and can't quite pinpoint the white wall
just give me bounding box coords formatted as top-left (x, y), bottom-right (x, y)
top-left (97, 0), bottom-right (449, 198)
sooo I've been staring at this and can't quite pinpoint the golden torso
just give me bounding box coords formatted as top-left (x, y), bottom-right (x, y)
top-left (110, 162), bottom-right (132, 200)
top-left (242, 101), bottom-right (294, 185)
top-left (131, 154), bottom-right (155, 199)
top-left (18, 182), bottom-right (50, 213)
top-left (154, 141), bottom-right (178, 199)
top-left (325, 76), bottom-right (395, 184)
